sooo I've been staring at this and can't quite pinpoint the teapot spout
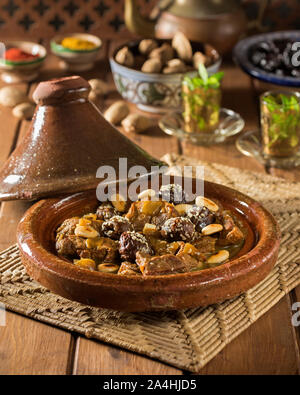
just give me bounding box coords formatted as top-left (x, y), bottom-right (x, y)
top-left (125, 0), bottom-right (156, 38)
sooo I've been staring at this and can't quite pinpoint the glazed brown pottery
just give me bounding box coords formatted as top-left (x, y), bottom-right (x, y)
top-left (0, 76), bottom-right (164, 201)
top-left (17, 175), bottom-right (281, 312)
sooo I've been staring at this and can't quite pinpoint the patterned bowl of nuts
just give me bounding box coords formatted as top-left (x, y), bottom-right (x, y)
top-left (109, 34), bottom-right (222, 113)
top-left (17, 175), bottom-right (280, 312)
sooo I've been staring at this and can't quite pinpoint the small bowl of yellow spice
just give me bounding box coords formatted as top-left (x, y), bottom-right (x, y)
top-left (51, 33), bottom-right (102, 71)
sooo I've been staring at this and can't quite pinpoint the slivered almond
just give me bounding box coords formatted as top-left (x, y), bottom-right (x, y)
top-left (97, 263), bottom-right (119, 273)
top-left (195, 196), bottom-right (219, 212)
top-left (174, 203), bottom-right (193, 215)
top-left (143, 223), bottom-right (158, 235)
top-left (74, 258), bottom-right (96, 270)
top-left (138, 189), bottom-right (156, 200)
top-left (75, 225), bottom-right (99, 238)
top-left (202, 223), bottom-right (223, 235)
top-left (110, 193), bottom-right (127, 212)
top-left (207, 250), bottom-right (229, 265)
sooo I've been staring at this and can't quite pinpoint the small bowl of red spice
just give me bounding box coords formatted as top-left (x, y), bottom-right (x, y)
top-left (0, 41), bottom-right (46, 83)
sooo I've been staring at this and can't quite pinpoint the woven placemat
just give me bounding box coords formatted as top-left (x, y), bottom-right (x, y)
top-left (0, 154), bottom-right (300, 372)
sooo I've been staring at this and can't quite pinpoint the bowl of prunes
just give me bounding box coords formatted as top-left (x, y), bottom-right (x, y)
top-left (233, 31), bottom-right (300, 87)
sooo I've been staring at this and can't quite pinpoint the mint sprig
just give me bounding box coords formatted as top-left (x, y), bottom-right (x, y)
top-left (183, 64), bottom-right (224, 90)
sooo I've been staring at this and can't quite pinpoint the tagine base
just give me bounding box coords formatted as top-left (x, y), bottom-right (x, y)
top-left (236, 130), bottom-right (300, 169)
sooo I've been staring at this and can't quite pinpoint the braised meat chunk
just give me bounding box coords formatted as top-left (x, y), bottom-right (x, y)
top-left (55, 184), bottom-right (246, 275)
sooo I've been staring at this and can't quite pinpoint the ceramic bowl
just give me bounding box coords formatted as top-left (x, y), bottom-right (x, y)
top-left (109, 39), bottom-right (222, 113)
top-left (234, 30), bottom-right (300, 87)
top-left (0, 41), bottom-right (46, 83)
top-left (51, 33), bottom-right (102, 72)
top-left (17, 175), bottom-right (280, 312)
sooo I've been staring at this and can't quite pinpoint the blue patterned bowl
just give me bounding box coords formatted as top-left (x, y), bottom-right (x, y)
top-left (109, 40), bottom-right (222, 113)
top-left (234, 30), bottom-right (300, 87)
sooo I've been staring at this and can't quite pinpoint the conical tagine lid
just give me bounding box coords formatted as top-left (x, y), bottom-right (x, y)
top-left (0, 76), bottom-right (164, 201)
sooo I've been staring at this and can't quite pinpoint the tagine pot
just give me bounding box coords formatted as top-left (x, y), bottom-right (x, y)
top-left (0, 76), bottom-right (164, 201)
top-left (125, 0), bottom-right (247, 55)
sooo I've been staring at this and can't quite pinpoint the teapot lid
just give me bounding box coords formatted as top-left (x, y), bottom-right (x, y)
top-left (0, 76), bottom-right (165, 201)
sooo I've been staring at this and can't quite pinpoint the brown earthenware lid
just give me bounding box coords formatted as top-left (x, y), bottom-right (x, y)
top-left (0, 76), bottom-right (164, 201)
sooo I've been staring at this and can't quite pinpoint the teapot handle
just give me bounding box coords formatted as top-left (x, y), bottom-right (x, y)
top-left (150, 0), bottom-right (175, 20)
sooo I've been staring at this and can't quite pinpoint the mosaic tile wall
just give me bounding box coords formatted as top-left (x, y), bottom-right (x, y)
top-left (0, 0), bottom-right (298, 40)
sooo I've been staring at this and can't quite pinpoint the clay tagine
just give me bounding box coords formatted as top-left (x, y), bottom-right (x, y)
top-left (0, 75), bottom-right (164, 201)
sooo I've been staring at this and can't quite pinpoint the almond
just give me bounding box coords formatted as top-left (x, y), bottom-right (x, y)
top-left (104, 101), bottom-right (129, 125)
top-left (207, 250), bottom-right (229, 265)
top-left (172, 32), bottom-right (193, 62)
top-left (201, 223), bottom-right (223, 235)
top-left (195, 196), bottom-right (219, 212)
top-left (115, 46), bottom-right (134, 67)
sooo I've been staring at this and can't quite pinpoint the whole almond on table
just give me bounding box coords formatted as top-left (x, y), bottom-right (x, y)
top-left (115, 46), bottom-right (134, 67)
top-left (138, 39), bottom-right (158, 55)
top-left (141, 58), bottom-right (162, 73)
top-left (88, 78), bottom-right (110, 101)
top-left (172, 31), bottom-right (193, 62)
top-left (104, 101), bottom-right (130, 125)
top-left (121, 113), bottom-right (153, 134)
top-left (0, 86), bottom-right (27, 107)
top-left (149, 43), bottom-right (174, 65)
top-left (12, 102), bottom-right (35, 119)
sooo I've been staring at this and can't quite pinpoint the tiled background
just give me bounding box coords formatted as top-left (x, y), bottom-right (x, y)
top-left (0, 0), bottom-right (298, 40)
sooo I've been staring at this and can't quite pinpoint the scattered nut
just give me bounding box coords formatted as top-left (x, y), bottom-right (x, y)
top-left (88, 78), bottom-right (110, 99)
top-left (149, 43), bottom-right (174, 64)
top-left (121, 113), bottom-right (152, 134)
top-left (207, 250), bottom-right (229, 265)
top-left (12, 102), bottom-right (35, 119)
top-left (0, 86), bottom-right (27, 107)
top-left (193, 51), bottom-right (207, 69)
top-left (104, 100), bottom-right (129, 125)
top-left (174, 204), bottom-right (193, 215)
top-left (195, 196), bottom-right (219, 212)
top-left (172, 32), bottom-right (193, 62)
top-left (97, 263), bottom-right (119, 273)
top-left (139, 39), bottom-right (158, 55)
top-left (75, 225), bottom-right (99, 238)
top-left (138, 188), bottom-right (157, 200)
top-left (202, 223), bottom-right (223, 235)
top-left (141, 58), bottom-right (162, 73)
top-left (74, 258), bottom-right (96, 270)
top-left (115, 46), bottom-right (134, 67)
top-left (110, 193), bottom-right (127, 212)
top-left (163, 58), bottom-right (186, 74)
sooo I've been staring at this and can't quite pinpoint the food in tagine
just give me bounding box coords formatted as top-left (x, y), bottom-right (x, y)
top-left (55, 184), bottom-right (246, 276)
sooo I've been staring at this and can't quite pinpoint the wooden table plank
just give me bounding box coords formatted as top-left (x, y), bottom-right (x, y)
top-left (0, 82), bottom-right (74, 374)
top-left (0, 312), bottom-right (72, 375)
top-left (199, 296), bottom-right (299, 375)
top-left (73, 339), bottom-right (182, 375)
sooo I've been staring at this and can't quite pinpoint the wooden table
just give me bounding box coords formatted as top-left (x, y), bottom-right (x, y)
top-left (0, 44), bottom-right (299, 375)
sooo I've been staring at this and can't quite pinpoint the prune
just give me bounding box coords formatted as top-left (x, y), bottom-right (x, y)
top-left (186, 205), bottom-right (215, 232)
top-left (159, 184), bottom-right (186, 205)
top-left (102, 215), bottom-right (133, 239)
top-left (161, 217), bottom-right (195, 241)
top-left (249, 38), bottom-right (299, 78)
top-left (119, 231), bottom-right (153, 261)
top-left (96, 203), bottom-right (117, 221)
